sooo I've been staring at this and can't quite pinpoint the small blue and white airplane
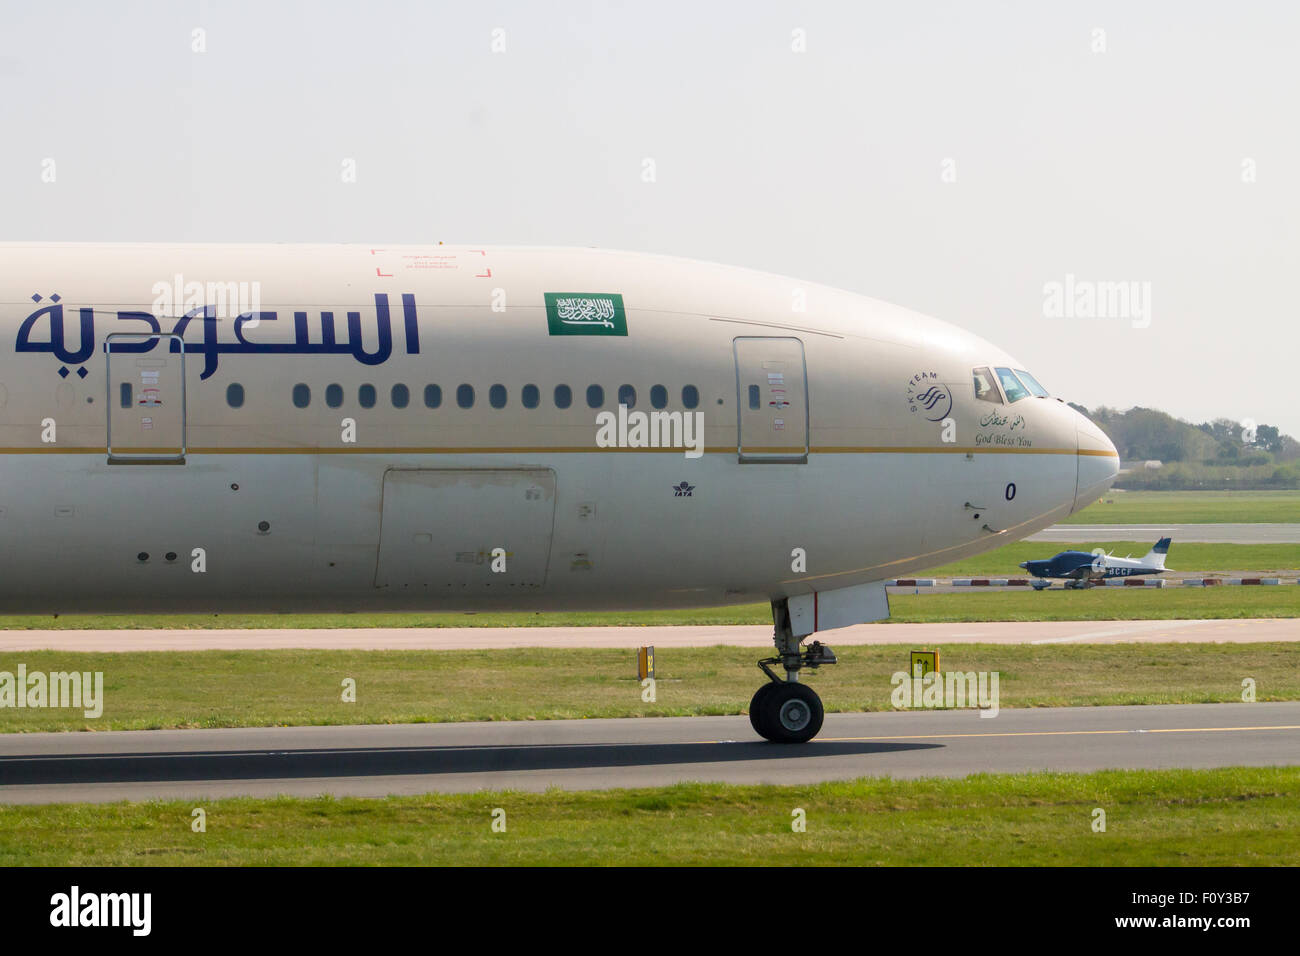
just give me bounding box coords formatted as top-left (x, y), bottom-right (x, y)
top-left (1020, 538), bottom-right (1173, 590)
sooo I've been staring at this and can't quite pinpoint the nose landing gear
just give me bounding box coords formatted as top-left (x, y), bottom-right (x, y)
top-left (748, 599), bottom-right (836, 743)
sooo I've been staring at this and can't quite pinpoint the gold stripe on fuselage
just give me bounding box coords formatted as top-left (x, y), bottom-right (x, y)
top-left (0, 446), bottom-right (1119, 456)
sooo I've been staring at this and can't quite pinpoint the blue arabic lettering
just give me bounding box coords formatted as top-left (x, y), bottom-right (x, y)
top-left (16, 297), bottom-right (96, 365)
top-left (18, 293), bottom-right (423, 380)
top-left (111, 311), bottom-right (163, 353)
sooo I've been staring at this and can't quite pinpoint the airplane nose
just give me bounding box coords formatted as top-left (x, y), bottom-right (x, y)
top-left (1073, 414), bottom-right (1119, 514)
top-left (1018, 561), bottom-right (1028, 569)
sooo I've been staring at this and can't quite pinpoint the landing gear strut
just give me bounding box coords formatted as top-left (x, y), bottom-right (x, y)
top-left (748, 598), bottom-right (836, 743)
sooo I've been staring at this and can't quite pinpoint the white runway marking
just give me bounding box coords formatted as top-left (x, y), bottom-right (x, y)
top-left (1029, 619), bottom-right (1206, 645)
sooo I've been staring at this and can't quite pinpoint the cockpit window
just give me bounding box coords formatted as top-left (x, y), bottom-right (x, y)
top-left (1014, 369), bottom-right (1049, 397)
top-left (972, 367), bottom-right (1001, 403)
top-left (994, 367), bottom-right (1030, 403)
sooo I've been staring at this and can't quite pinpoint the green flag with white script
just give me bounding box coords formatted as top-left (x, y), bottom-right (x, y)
top-left (544, 293), bottom-right (628, 336)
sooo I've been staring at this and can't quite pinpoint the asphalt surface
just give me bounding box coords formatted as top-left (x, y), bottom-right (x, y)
top-left (1, 702), bottom-right (1296, 804)
top-left (1028, 523), bottom-right (1300, 543)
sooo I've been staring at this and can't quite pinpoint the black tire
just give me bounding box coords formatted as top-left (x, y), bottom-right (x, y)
top-left (759, 682), bottom-right (824, 744)
top-left (748, 682), bottom-right (780, 737)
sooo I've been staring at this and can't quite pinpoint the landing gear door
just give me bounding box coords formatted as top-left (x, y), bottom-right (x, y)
top-left (733, 336), bottom-right (808, 463)
top-left (106, 332), bottom-right (186, 463)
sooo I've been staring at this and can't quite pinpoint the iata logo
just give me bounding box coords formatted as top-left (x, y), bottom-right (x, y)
top-left (672, 481), bottom-right (694, 497)
top-left (905, 372), bottom-right (952, 422)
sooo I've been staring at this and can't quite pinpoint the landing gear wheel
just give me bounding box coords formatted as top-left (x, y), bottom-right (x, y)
top-left (748, 681), bottom-right (780, 737)
top-left (756, 682), bottom-right (824, 744)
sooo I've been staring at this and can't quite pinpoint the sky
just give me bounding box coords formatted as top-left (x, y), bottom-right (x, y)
top-left (2, 0), bottom-right (1297, 436)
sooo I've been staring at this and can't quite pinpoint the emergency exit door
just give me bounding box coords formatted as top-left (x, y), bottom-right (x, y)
top-left (733, 336), bottom-right (809, 463)
top-left (106, 332), bottom-right (186, 463)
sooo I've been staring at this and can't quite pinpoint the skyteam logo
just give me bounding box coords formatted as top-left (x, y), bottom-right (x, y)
top-left (544, 292), bottom-right (628, 336)
top-left (905, 371), bottom-right (952, 421)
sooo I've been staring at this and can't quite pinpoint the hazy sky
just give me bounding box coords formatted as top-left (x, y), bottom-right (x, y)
top-left (3, 1), bottom-right (1297, 435)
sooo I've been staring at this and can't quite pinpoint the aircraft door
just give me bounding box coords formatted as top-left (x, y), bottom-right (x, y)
top-left (733, 336), bottom-right (809, 463)
top-left (106, 332), bottom-right (186, 463)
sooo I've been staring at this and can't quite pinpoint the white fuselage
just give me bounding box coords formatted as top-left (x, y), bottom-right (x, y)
top-left (0, 243), bottom-right (1118, 616)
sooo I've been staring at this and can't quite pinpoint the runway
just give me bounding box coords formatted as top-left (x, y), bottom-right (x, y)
top-left (1, 702), bottom-right (1296, 804)
top-left (1028, 522), bottom-right (1300, 543)
top-left (0, 617), bottom-right (1295, 650)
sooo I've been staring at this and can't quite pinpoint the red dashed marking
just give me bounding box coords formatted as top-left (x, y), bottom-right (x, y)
top-left (376, 267), bottom-right (392, 278)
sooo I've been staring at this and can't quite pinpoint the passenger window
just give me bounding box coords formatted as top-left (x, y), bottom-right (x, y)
top-left (424, 384), bottom-right (441, 408)
top-left (326, 384), bottom-right (343, 408)
top-left (120, 383), bottom-right (133, 408)
top-left (994, 367), bottom-right (1030, 403)
top-left (521, 384), bottom-right (540, 409)
top-left (227, 383), bottom-right (245, 408)
top-left (650, 385), bottom-right (668, 409)
top-left (554, 385), bottom-right (572, 409)
top-left (358, 384), bottom-right (376, 409)
top-left (1014, 369), bottom-right (1049, 398)
top-left (292, 384), bottom-right (311, 408)
top-left (618, 384), bottom-right (636, 408)
top-left (392, 384), bottom-right (410, 408)
top-left (682, 385), bottom-right (699, 409)
top-left (457, 384), bottom-right (475, 409)
top-left (489, 384), bottom-right (507, 409)
top-left (586, 385), bottom-right (604, 408)
top-left (972, 367), bottom-right (1000, 403)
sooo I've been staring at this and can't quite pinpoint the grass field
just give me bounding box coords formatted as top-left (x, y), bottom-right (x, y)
top-left (0, 582), bottom-right (1294, 631)
top-left (1067, 489), bottom-right (1300, 524)
top-left (1, 766), bottom-right (1294, 865)
top-left (2, 642), bottom-right (1295, 732)
top-left (922, 541), bottom-right (1300, 577)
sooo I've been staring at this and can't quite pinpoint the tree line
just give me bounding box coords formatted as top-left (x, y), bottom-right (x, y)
top-left (1068, 405), bottom-right (1300, 489)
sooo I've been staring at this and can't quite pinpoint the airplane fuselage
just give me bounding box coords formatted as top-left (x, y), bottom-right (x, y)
top-left (0, 243), bottom-right (1119, 616)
